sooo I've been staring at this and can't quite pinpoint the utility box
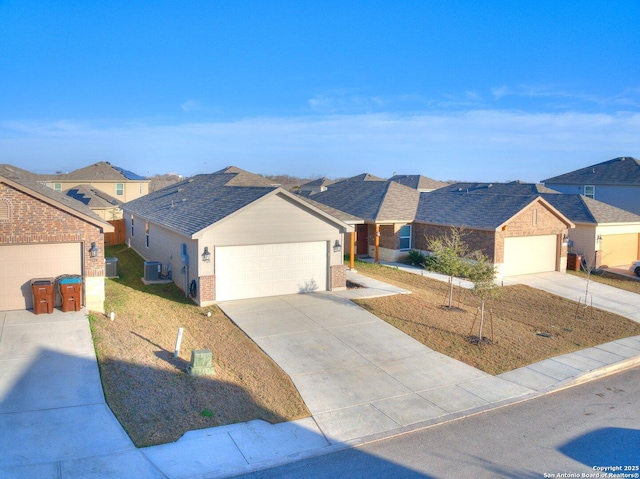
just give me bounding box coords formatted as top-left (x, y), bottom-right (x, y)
top-left (59, 276), bottom-right (82, 312)
top-left (187, 349), bottom-right (216, 376)
top-left (31, 278), bottom-right (55, 315)
top-left (105, 257), bottom-right (118, 278)
top-left (144, 261), bottom-right (162, 281)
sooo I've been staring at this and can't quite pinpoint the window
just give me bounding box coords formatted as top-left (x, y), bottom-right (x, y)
top-left (130, 215), bottom-right (134, 237)
top-left (54, 183), bottom-right (62, 192)
top-left (139, 184), bottom-right (143, 194)
top-left (116, 183), bottom-right (124, 196)
top-left (584, 185), bottom-right (595, 199)
top-left (399, 225), bottom-right (411, 250)
top-left (145, 222), bottom-right (150, 248)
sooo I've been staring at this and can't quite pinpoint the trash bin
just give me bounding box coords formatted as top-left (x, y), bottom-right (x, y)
top-left (567, 253), bottom-right (582, 272)
top-left (105, 257), bottom-right (118, 278)
top-left (31, 278), bottom-right (55, 315)
top-left (59, 276), bottom-right (83, 312)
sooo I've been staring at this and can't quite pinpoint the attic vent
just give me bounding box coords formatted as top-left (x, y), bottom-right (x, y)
top-left (182, 198), bottom-right (187, 202)
top-left (178, 187), bottom-right (184, 192)
top-left (188, 178), bottom-right (194, 183)
top-left (487, 184), bottom-right (493, 188)
top-left (0, 199), bottom-right (11, 221)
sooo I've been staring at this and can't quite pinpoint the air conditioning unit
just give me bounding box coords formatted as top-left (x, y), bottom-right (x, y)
top-left (144, 261), bottom-right (162, 281)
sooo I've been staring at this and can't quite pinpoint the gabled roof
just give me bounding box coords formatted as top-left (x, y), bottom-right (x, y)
top-left (0, 164), bottom-right (43, 182)
top-left (0, 173), bottom-right (113, 231)
top-left (541, 194), bottom-right (640, 224)
top-left (437, 181), bottom-right (560, 195)
top-left (389, 174), bottom-right (447, 191)
top-left (45, 161), bottom-right (148, 182)
top-left (123, 167), bottom-right (351, 237)
top-left (416, 191), bottom-right (572, 230)
top-left (542, 157), bottom-right (640, 185)
top-left (330, 173), bottom-right (386, 186)
top-left (64, 184), bottom-right (122, 209)
top-left (211, 166), bottom-right (274, 187)
top-left (297, 195), bottom-right (361, 223)
top-left (310, 180), bottom-right (420, 222)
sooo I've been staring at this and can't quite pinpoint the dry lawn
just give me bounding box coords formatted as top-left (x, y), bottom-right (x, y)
top-left (567, 269), bottom-right (640, 295)
top-left (90, 245), bottom-right (309, 447)
top-left (351, 262), bottom-right (640, 375)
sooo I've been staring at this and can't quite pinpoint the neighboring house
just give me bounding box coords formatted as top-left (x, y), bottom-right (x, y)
top-left (389, 174), bottom-right (448, 192)
top-left (64, 184), bottom-right (123, 220)
top-left (122, 167), bottom-right (352, 305)
top-left (435, 181), bottom-right (640, 269)
top-left (0, 169), bottom-right (114, 312)
top-left (542, 194), bottom-right (640, 268)
top-left (413, 189), bottom-right (573, 279)
top-left (307, 178), bottom-right (420, 263)
top-left (297, 177), bottom-right (335, 196)
top-left (41, 161), bottom-right (150, 203)
top-left (542, 157), bottom-right (640, 215)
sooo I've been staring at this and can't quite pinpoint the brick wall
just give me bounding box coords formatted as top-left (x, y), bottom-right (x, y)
top-left (413, 223), bottom-right (497, 260)
top-left (199, 275), bottom-right (215, 303)
top-left (1, 184), bottom-right (107, 277)
top-left (330, 264), bottom-right (346, 290)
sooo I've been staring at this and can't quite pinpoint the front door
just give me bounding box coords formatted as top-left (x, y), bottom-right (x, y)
top-left (356, 224), bottom-right (368, 255)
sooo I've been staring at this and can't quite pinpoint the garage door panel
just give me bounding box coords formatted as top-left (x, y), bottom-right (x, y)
top-left (503, 235), bottom-right (557, 277)
top-left (216, 242), bottom-right (328, 301)
top-left (600, 234), bottom-right (638, 267)
top-left (0, 243), bottom-right (82, 310)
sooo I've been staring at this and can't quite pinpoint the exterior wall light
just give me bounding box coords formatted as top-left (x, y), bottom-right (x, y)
top-left (201, 246), bottom-right (211, 262)
top-left (89, 242), bottom-right (98, 258)
top-left (333, 240), bottom-right (342, 253)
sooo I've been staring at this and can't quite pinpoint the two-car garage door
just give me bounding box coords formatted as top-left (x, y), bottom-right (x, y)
top-left (0, 243), bottom-right (82, 310)
top-left (502, 235), bottom-right (558, 277)
top-left (215, 242), bottom-right (328, 302)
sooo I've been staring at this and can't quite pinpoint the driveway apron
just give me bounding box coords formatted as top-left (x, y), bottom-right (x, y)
top-left (504, 271), bottom-right (640, 323)
top-left (0, 309), bottom-right (162, 478)
top-left (218, 292), bottom-right (534, 443)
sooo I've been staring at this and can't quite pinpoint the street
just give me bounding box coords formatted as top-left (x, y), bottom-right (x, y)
top-left (238, 366), bottom-right (640, 478)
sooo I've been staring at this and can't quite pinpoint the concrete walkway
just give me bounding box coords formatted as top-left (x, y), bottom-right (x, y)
top-left (2, 268), bottom-right (640, 478)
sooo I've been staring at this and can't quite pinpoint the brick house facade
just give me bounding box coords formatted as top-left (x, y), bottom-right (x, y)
top-left (0, 176), bottom-right (113, 312)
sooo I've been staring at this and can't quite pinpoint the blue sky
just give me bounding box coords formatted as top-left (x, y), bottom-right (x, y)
top-left (1, 1), bottom-right (639, 182)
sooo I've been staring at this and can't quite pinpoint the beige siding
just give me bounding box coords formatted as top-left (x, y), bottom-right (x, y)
top-left (568, 226), bottom-right (597, 264)
top-left (202, 193), bottom-right (344, 268)
top-left (49, 180), bottom-right (149, 203)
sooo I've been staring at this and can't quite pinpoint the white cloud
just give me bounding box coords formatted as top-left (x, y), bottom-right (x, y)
top-left (1, 110), bottom-right (639, 182)
top-left (180, 99), bottom-right (200, 112)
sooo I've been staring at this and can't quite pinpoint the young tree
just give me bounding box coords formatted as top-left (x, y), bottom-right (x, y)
top-left (427, 227), bottom-right (472, 308)
top-left (468, 251), bottom-right (499, 342)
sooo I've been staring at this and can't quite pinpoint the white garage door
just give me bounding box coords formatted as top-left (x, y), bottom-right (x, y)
top-left (0, 243), bottom-right (82, 310)
top-left (215, 242), bottom-right (328, 301)
top-left (503, 235), bottom-right (557, 277)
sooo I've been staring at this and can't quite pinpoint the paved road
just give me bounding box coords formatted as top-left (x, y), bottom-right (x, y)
top-left (237, 366), bottom-right (640, 478)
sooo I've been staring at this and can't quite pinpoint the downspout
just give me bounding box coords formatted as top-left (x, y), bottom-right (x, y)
top-left (350, 230), bottom-right (355, 270)
top-left (374, 224), bottom-right (380, 263)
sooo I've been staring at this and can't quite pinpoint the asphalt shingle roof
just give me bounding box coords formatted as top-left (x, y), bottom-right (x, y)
top-left (1, 167), bottom-right (107, 224)
top-left (64, 185), bottom-right (122, 208)
top-left (311, 180), bottom-right (419, 222)
top-left (46, 161), bottom-right (148, 182)
top-left (416, 191), bottom-right (545, 229)
top-left (123, 171), bottom-right (278, 236)
top-left (437, 182), bottom-right (560, 195)
top-left (542, 157), bottom-right (640, 185)
top-left (389, 175), bottom-right (448, 191)
top-left (541, 194), bottom-right (640, 224)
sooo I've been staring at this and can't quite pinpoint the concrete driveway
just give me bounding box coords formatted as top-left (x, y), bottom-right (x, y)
top-left (218, 291), bottom-right (534, 443)
top-left (0, 309), bottom-right (162, 478)
top-left (503, 271), bottom-right (640, 323)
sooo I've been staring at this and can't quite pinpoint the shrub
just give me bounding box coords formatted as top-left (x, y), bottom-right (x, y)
top-left (406, 249), bottom-right (427, 267)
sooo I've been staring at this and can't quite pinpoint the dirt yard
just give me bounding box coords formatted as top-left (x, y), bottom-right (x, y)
top-left (90, 245), bottom-right (309, 447)
top-left (351, 262), bottom-right (640, 376)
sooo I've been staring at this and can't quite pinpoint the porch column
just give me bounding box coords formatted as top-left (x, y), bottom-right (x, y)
top-left (374, 224), bottom-right (380, 263)
top-left (350, 231), bottom-right (355, 270)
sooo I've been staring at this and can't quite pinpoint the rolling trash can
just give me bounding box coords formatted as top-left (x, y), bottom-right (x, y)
top-left (58, 276), bottom-right (83, 312)
top-left (31, 278), bottom-right (55, 315)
